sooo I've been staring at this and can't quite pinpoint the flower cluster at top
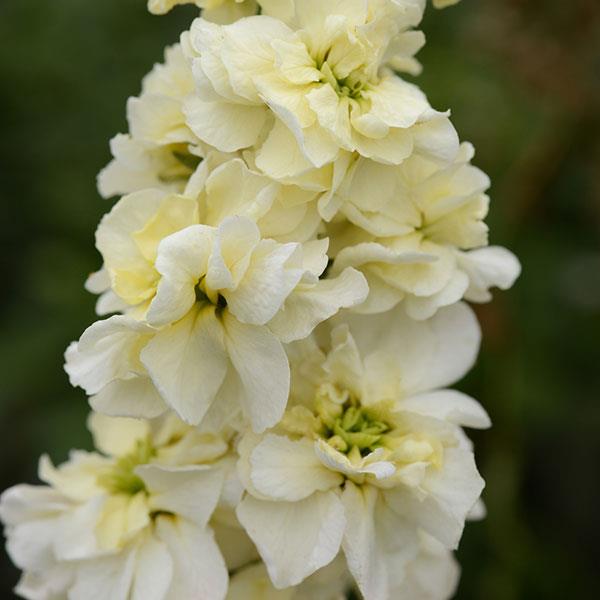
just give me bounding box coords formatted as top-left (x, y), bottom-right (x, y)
top-left (0, 1), bottom-right (520, 599)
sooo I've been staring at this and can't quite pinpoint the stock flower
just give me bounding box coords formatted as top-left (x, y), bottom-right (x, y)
top-left (236, 302), bottom-right (488, 598)
top-left (148, 0), bottom-right (202, 15)
top-left (183, 0), bottom-right (454, 180)
top-left (328, 143), bottom-right (521, 318)
top-left (0, 413), bottom-right (231, 600)
top-left (93, 156), bottom-right (321, 316)
top-left (227, 558), bottom-right (350, 599)
top-left (432, 0), bottom-right (461, 8)
top-left (227, 533), bottom-right (458, 600)
top-left (391, 532), bottom-right (459, 600)
top-left (193, 158), bottom-right (322, 244)
top-left (66, 213), bottom-right (368, 431)
top-left (97, 44), bottom-right (221, 198)
top-left (148, 0), bottom-right (297, 23)
top-left (3, 0), bottom-right (518, 598)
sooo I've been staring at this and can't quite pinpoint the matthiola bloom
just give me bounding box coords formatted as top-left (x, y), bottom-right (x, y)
top-left (227, 533), bottom-right (458, 600)
top-left (148, 0), bottom-right (201, 14)
top-left (93, 157), bottom-right (322, 316)
top-left (327, 143), bottom-right (521, 318)
top-left (227, 558), bottom-right (351, 600)
top-left (0, 413), bottom-right (232, 600)
top-left (391, 532), bottom-right (459, 600)
top-left (183, 0), bottom-right (455, 180)
top-left (1, 0), bottom-right (521, 597)
top-left (432, 0), bottom-right (461, 8)
top-left (236, 302), bottom-right (489, 598)
top-left (148, 0), bottom-right (294, 23)
top-left (97, 43), bottom-right (226, 198)
top-left (66, 207), bottom-right (367, 431)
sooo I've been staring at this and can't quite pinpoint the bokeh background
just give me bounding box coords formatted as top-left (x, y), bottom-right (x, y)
top-left (1, 0), bottom-right (599, 597)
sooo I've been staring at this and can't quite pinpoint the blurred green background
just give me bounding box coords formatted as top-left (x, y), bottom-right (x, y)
top-left (1, 0), bottom-right (599, 597)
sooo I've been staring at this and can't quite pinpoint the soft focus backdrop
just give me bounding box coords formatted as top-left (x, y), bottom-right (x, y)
top-left (1, 0), bottom-right (599, 597)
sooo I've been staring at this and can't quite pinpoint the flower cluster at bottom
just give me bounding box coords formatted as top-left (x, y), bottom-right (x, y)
top-left (1, 304), bottom-right (488, 600)
top-left (1, 414), bottom-right (236, 599)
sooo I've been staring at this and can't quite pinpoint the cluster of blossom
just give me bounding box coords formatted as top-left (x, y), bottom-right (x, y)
top-left (1, 1), bottom-right (520, 598)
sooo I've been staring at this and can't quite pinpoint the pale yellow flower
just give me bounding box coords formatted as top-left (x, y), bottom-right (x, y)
top-left (236, 304), bottom-right (488, 597)
top-left (328, 143), bottom-right (521, 318)
top-left (0, 413), bottom-right (231, 600)
top-left (183, 1), bottom-right (453, 180)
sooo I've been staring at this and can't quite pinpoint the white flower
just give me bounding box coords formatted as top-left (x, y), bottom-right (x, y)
top-left (66, 213), bottom-right (368, 431)
top-left (148, 0), bottom-right (203, 15)
top-left (183, 1), bottom-right (455, 180)
top-left (227, 558), bottom-right (350, 599)
top-left (227, 531), bottom-right (458, 600)
top-left (432, 0), bottom-right (461, 9)
top-left (93, 156), bottom-right (324, 318)
top-left (148, 0), bottom-right (296, 24)
top-left (235, 303), bottom-right (488, 598)
top-left (193, 158), bottom-right (322, 244)
top-left (98, 44), bottom-right (230, 198)
top-left (328, 143), bottom-right (521, 318)
top-left (0, 413), bottom-right (231, 600)
top-left (393, 532), bottom-right (460, 600)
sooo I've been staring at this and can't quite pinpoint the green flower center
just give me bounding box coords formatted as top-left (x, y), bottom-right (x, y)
top-left (319, 61), bottom-right (368, 100)
top-left (317, 394), bottom-right (390, 456)
top-left (158, 143), bottom-right (202, 184)
top-left (97, 438), bottom-right (155, 496)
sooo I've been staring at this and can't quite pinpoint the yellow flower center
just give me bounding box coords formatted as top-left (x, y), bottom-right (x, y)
top-left (97, 438), bottom-right (155, 496)
top-left (158, 143), bottom-right (202, 184)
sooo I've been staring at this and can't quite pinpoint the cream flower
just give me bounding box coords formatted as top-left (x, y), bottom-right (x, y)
top-left (148, 0), bottom-right (202, 15)
top-left (328, 143), bottom-right (521, 318)
top-left (394, 532), bottom-right (460, 600)
top-left (227, 558), bottom-right (350, 600)
top-left (236, 303), bottom-right (488, 598)
top-left (66, 214), bottom-right (368, 431)
top-left (98, 44), bottom-right (229, 198)
top-left (0, 413), bottom-right (231, 600)
top-left (148, 0), bottom-right (296, 24)
top-left (227, 533), bottom-right (458, 600)
top-left (93, 156), bottom-right (323, 317)
top-left (184, 1), bottom-right (456, 180)
top-left (432, 0), bottom-right (461, 8)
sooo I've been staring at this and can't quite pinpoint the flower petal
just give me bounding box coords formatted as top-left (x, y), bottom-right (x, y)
top-left (268, 267), bottom-right (369, 343)
top-left (401, 390), bottom-right (491, 429)
top-left (184, 96), bottom-right (267, 152)
top-left (131, 536), bottom-right (173, 600)
top-left (237, 491), bottom-right (345, 588)
top-left (87, 413), bottom-right (150, 457)
top-left (459, 246), bottom-right (521, 302)
top-left (64, 316), bottom-right (154, 396)
top-left (223, 314), bottom-right (289, 432)
top-left (70, 543), bottom-right (138, 600)
top-left (341, 482), bottom-right (388, 600)
top-left (426, 301), bottom-right (481, 390)
top-left (155, 517), bottom-right (228, 600)
top-left (226, 241), bottom-right (302, 325)
top-left (137, 465), bottom-right (224, 528)
top-left (249, 434), bottom-right (343, 501)
top-left (141, 305), bottom-right (228, 425)
top-left (89, 376), bottom-right (168, 420)
top-left (147, 225), bottom-right (214, 327)
top-left (384, 447), bottom-right (484, 549)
